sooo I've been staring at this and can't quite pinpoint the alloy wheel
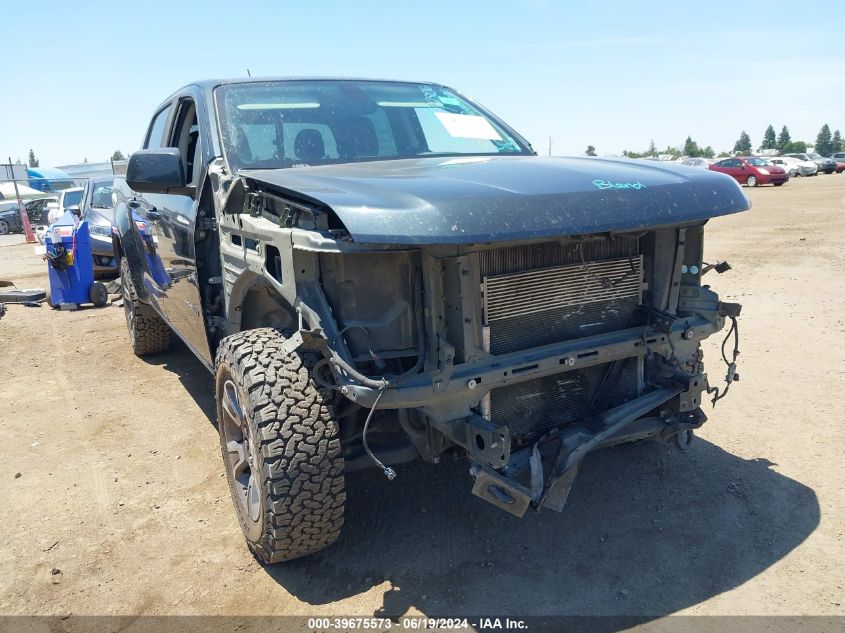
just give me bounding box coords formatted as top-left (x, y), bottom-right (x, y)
top-left (121, 272), bottom-right (135, 340)
top-left (220, 378), bottom-right (261, 523)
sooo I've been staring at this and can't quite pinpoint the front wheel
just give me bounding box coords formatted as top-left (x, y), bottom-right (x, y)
top-left (215, 328), bottom-right (345, 563)
top-left (0, 220), bottom-right (9, 235)
top-left (746, 175), bottom-right (758, 187)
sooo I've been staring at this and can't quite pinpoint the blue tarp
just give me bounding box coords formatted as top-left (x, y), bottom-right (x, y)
top-left (27, 167), bottom-right (75, 192)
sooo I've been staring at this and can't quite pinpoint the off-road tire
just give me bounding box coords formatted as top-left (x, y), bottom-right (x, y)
top-left (120, 257), bottom-right (171, 356)
top-left (215, 328), bottom-right (345, 563)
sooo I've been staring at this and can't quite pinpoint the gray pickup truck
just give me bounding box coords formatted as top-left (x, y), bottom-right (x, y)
top-left (113, 78), bottom-right (748, 563)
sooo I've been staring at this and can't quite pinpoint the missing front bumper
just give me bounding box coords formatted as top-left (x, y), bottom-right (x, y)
top-left (468, 389), bottom-right (705, 518)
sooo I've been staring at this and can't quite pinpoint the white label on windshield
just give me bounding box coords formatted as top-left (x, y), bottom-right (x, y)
top-left (434, 112), bottom-right (502, 140)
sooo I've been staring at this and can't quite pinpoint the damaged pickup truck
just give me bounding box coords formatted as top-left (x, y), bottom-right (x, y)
top-left (113, 78), bottom-right (748, 563)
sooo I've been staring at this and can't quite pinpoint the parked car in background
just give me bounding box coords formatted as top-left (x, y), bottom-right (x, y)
top-left (709, 156), bottom-right (788, 187)
top-left (829, 152), bottom-right (845, 161)
top-left (80, 176), bottom-right (118, 277)
top-left (0, 201), bottom-right (20, 235)
top-left (680, 157), bottom-right (711, 169)
top-left (769, 156), bottom-right (817, 177)
top-left (0, 196), bottom-right (58, 234)
top-left (48, 187), bottom-right (84, 224)
top-left (784, 153), bottom-right (836, 174)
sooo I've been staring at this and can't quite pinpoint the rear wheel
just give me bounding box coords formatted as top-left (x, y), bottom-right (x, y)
top-left (120, 257), bottom-right (171, 356)
top-left (746, 175), bottom-right (758, 187)
top-left (215, 328), bottom-right (345, 563)
top-left (773, 182), bottom-right (784, 187)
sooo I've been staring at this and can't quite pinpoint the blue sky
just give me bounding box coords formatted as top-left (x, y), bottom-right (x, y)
top-left (1, 0), bottom-right (843, 166)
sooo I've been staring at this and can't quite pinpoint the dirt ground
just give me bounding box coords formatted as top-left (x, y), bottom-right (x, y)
top-left (0, 175), bottom-right (844, 620)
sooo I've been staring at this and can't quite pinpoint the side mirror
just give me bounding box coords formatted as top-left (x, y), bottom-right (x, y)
top-left (126, 148), bottom-right (188, 195)
top-left (66, 205), bottom-right (81, 217)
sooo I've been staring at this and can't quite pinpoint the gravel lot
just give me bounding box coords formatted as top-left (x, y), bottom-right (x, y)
top-left (0, 175), bottom-right (843, 619)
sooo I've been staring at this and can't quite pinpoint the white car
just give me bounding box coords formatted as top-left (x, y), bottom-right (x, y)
top-left (769, 156), bottom-right (817, 177)
top-left (680, 157), bottom-right (711, 169)
top-left (47, 187), bottom-right (84, 225)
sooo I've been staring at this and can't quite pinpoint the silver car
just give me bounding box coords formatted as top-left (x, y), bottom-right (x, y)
top-left (770, 156), bottom-right (817, 177)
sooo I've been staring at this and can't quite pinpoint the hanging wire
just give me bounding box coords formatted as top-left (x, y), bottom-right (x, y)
top-left (361, 387), bottom-right (396, 480)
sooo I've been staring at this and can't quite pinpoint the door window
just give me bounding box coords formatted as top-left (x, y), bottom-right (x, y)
top-left (145, 105), bottom-right (173, 149)
top-left (168, 99), bottom-right (202, 186)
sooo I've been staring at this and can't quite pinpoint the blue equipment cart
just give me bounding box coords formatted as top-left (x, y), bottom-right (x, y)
top-left (45, 211), bottom-right (108, 308)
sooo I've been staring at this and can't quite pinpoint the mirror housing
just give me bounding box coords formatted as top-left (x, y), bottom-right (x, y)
top-left (126, 148), bottom-right (189, 195)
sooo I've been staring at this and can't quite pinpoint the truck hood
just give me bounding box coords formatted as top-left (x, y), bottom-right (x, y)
top-left (240, 156), bottom-right (749, 244)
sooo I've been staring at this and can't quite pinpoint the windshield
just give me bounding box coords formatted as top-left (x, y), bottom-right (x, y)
top-left (61, 190), bottom-right (83, 209)
top-left (90, 179), bottom-right (114, 208)
top-left (808, 153), bottom-right (823, 160)
top-left (215, 80), bottom-right (530, 170)
top-left (746, 158), bottom-right (771, 166)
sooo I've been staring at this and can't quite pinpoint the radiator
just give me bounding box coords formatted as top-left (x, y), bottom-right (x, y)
top-left (480, 240), bottom-right (643, 437)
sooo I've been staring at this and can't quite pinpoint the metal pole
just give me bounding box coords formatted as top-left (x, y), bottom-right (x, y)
top-left (6, 157), bottom-right (36, 243)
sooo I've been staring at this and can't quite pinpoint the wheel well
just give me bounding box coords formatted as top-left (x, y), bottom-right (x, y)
top-left (237, 281), bottom-right (297, 331)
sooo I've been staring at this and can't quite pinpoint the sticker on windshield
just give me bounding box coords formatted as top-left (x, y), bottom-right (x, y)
top-left (434, 112), bottom-right (502, 141)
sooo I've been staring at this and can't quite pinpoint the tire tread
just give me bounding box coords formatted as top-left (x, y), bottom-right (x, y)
top-left (120, 258), bottom-right (172, 356)
top-left (215, 328), bottom-right (345, 563)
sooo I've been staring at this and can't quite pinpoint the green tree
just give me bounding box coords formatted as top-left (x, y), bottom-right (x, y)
top-left (701, 146), bottom-right (715, 159)
top-left (783, 140), bottom-right (807, 153)
top-left (648, 139), bottom-right (657, 156)
top-left (585, 145), bottom-right (596, 156)
top-left (683, 136), bottom-right (701, 157)
top-left (717, 151), bottom-right (731, 158)
top-left (28, 149), bottom-right (39, 168)
top-left (111, 149), bottom-right (125, 161)
top-left (761, 125), bottom-right (777, 150)
top-left (776, 126), bottom-right (792, 152)
top-left (815, 124), bottom-right (833, 156)
top-left (733, 131), bottom-right (752, 154)
top-left (833, 129), bottom-right (842, 152)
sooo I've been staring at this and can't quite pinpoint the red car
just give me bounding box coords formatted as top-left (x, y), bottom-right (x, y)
top-left (835, 161), bottom-right (845, 174)
top-left (709, 157), bottom-right (789, 187)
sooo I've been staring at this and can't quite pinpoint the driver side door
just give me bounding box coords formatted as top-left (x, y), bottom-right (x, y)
top-left (143, 90), bottom-right (213, 365)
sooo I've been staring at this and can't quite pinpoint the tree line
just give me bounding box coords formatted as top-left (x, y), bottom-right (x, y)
top-left (24, 149), bottom-right (126, 168)
top-left (605, 123), bottom-right (843, 159)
